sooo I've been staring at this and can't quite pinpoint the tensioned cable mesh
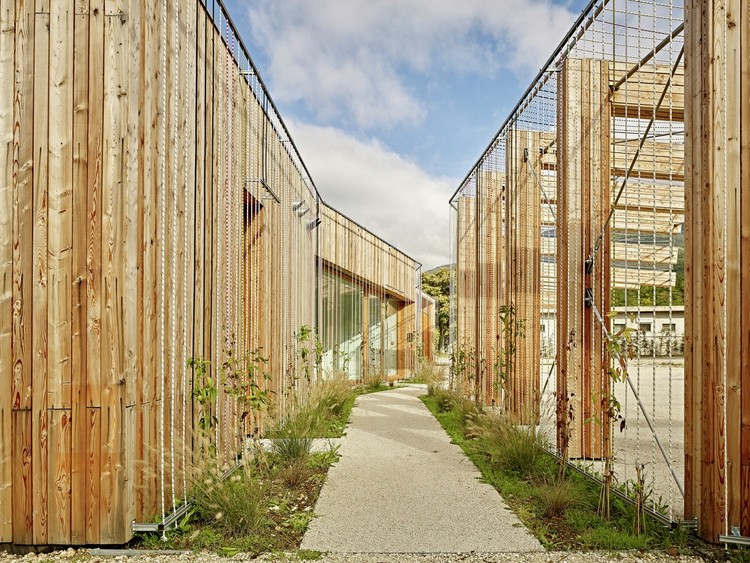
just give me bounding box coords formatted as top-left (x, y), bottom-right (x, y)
top-left (449, 0), bottom-right (686, 523)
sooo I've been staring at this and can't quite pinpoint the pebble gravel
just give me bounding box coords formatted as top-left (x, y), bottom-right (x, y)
top-left (0, 548), bottom-right (708, 563)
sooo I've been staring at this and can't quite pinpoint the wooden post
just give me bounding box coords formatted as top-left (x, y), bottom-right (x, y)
top-left (455, 194), bottom-right (476, 395)
top-left (684, 0), bottom-right (749, 542)
top-left (557, 59), bottom-right (611, 459)
top-left (477, 170), bottom-right (502, 405)
top-left (474, 174), bottom-right (482, 403)
top-left (505, 130), bottom-right (543, 424)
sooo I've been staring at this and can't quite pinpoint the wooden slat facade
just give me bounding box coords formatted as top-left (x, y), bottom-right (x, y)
top-left (317, 204), bottom-right (421, 381)
top-left (0, 0), bottom-right (430, 546)
top-left (684, 0), bottom-right (749, 542)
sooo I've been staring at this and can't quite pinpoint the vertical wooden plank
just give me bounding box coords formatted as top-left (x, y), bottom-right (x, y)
top-left (172, 0), bottom-right (185, 496)
top-left (47, 410), bottom-right (71, 544)
top-left (137, 0), bottom-right (156, 522)
top-left (84, 0), bottom-right (103, 543)
top-left (123, 0), bottom-right (141, 530)
top-left (726, 0), bottom-right (742, 533)
top-left (87, 0), bottom-right (103, 411)
top-left (740, 0), bottom-right (750, 537)
top-left (12, 411), bottom-right (32, 543)
top-left (0, 0), bottom-right (16, 542)
top-left (46, 0), bottom-right (74, 541)
top-left (123, 0), bottom-right (140, 412)
top-left (699, 0), bottom-right (721, 539)
top-left (12, 0), bottom-right (35, 543)
top-left (683, 0), bottom-right (748, 540)
top-left (507, 130), bottom-right (542, 423)
top-left (556, 59), bottom-right (609, 459)
top-left (32, 5), bottom-right (50, 545)
top-left (70, 0), bottom-right (89, 544)
top-left (48, 0), bottom-right (73, 412)
top-left (99, 4), bottom-right (128, 542)
top-left (85, 407), bottom-right (100, 544)
top-left (683, 0), bottom-right (698, 523)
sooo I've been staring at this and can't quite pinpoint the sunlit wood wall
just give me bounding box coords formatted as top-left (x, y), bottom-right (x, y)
top-left (0, 0), bottom-right (431, 546)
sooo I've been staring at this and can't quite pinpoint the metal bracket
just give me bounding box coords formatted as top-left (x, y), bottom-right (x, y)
top-left (584, 288), bottom-right (594, 308)
top-left (245, 178), bottom-right (280, 204)
top-left (584, 256), bottom-right (594, 275)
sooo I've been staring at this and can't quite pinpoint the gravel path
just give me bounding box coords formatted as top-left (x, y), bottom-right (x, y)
top-left (0, 381), bottom-right (707, 562)
top-left (0, 549), bottom-right (708, 562)
top-left (301, 384), bottom-right (542, 553)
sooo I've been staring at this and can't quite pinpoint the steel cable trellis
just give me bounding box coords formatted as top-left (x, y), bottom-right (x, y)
top-left (449, 0), bottom-right (688, 525)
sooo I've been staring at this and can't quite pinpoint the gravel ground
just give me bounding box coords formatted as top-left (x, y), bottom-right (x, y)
top-left (0, 548), bottom-right (708, 562)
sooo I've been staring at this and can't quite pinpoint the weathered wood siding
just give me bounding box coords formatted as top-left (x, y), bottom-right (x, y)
top-left (0, 0), bottom-right (429, 545)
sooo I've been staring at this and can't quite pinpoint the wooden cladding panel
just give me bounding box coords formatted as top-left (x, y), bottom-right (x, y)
top-left (557, 58), bottom-right (611, 460)
top-left (0, 0), bottom-right (429, 544)
top-left (0, 0), bottom-right (16, 543)
top-left (685, 0), bottom-right (749, 542)
top-left (318, 204), bottom-right (417, 301)
top-left (506, 131), bottom-right (541, 422)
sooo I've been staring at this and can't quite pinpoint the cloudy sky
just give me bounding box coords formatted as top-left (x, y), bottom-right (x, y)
top-left (224, 0), bottom-right (590, 269)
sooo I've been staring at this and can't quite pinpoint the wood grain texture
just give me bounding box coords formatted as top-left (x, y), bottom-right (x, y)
top-left (741, 0), bottom-right (750, 537)
top-left (99, 8), bottom-right (128, 544)
top-left (87, 0), bottom-right (103, 410)
top-left (0, 0), bottom-right (429, 544)
top-left (11, 0), bottom-right (35, 544)
top-left (0, 0), bottom-right (16, 542)
top-left (47, 410), bottom-right (72, 544)
top-left (32, 8), bottom-right (49, 545)
top-left (47, 0), bottom-right (73, 412)
top-left (684, 0), bottom-right (749, 541)
top-left (70, 7), bottom-right (89, 544)
top-left (12, 411), bottom-right (33, 543)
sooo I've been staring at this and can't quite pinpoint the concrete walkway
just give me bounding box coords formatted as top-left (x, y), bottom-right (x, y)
top-left (301, 385), bottom-right (543, 553)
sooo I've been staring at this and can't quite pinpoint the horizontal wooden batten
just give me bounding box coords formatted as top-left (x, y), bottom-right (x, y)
top-left (610, 61), bottom-right (685, 122)
top-left (612, 139), bottom-right (685, 182)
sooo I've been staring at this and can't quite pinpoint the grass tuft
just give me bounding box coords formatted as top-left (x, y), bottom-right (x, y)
top-left (420, 388), bottom-right (705, 553)
top-left (190, 465), bottom-right (269, 539)
top-left (134, 378), bottom-right (355, 555)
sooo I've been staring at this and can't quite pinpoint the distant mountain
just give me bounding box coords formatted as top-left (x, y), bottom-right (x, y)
top-left (424, 264), bottom-right (449, 276)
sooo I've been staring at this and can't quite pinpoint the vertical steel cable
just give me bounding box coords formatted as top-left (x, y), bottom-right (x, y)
top-left (169, 0), bottom-right (180, 512)
top-left (181, 0), bottom-right (193, 503)
top-left (158, 0), bottom-right (168, 538)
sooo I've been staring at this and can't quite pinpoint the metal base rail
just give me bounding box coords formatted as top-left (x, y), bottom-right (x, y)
top-left (719, 528), bottom-right (750, 547)
top-left (542, 446), bottom-right (688, 529)
top-left (131, 462), bottom-right (243, 534)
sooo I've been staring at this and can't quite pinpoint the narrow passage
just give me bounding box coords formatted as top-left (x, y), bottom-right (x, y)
top-left (301, 385), bottom-right (543, 553)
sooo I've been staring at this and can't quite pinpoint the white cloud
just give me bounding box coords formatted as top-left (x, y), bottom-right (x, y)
top-left (289, 121), bottom-right (453, 269)
top-left (246, 0), bottom-right (577, 129)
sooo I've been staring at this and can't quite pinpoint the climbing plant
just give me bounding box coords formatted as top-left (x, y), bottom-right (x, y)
top-left (495, 304), bottom-right (525, 414)
top-left (189, 356), bottom-right (217, 434)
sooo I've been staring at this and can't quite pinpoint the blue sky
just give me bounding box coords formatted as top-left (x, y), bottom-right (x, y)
top-left (223, 0), bottom-right (591, 268)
